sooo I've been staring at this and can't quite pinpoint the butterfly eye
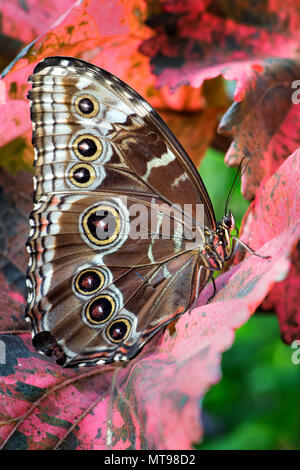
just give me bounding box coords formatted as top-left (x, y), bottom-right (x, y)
top-left (74, 94), bottom-right (99, 118)
top-left (74, 269), bottom-right (105, 296)
top-left (106, 319), bottom-right (131, 343)
top-left (69, 163), bottom-right (96, 187)
top-left (82, 205), bottom-right (121, 246)
top-left (73, 134), bottom-right (103, 161)
top-left (85, 294), bottom-right (115, 325)
top-left (223, 211), bottom-right (236, 230)
top-left (223, 214), bottom-right (232, 228)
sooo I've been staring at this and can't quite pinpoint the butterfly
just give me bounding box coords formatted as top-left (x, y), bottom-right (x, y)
top-left (25, 56), bottom-right (241, 367)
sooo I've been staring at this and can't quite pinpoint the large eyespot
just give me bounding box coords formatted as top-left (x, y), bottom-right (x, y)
top-left (74, 269), bottom-right (105, 296)
top-left (80, 198), bottom-right (129, 253)
top-left (82, 205), bottom-right (120, 246)
top-left (69, 163), bottom-right (96, 187)
top-left (106, 319), bottom-right (131, 343)
top-left (74, 94), bottom-right (99, 118)
top-left (85, 294), bottom-right (115, 325)
top-left (73, 134), bottom-right (103, 161)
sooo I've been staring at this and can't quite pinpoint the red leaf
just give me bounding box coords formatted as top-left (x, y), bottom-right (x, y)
top-left (262, 240), bottom-right (300, 344)
top-left (235, 149), bottom-right (300, 344)
top-left (0, 0), bottom-right (77, 44)
top-left (0, 0), bottom-right (153, 152)
top-left (140, 0), bottom-right (300, 90)
top-left (0, 167), bottom-right (32, 297)
top-left (219, 59), bottom-right (300, 199)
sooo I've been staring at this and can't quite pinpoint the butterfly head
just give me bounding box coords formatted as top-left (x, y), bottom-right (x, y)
top-left (217, 210), bottom-right (238, 257)
top-left (222, 210), bottom-right (236, 232)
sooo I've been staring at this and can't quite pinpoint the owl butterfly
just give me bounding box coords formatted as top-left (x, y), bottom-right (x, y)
top-left (26, 56), bottom-right (244, 367)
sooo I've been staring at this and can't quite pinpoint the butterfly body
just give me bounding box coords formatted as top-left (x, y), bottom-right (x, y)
top-left (26, 57), bottom-right (235, 367)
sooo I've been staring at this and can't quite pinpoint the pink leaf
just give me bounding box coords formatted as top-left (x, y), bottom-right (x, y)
top-left (234, 149), bottom-right (300, 345)
top-left (0, 0), bottom-right (153, 151)
top-left (219, 59), bottom-right (300, 199)
top-left (0, 0), bottom-right (78, 44)
top-left (140, 0), bottom-right (300, 91)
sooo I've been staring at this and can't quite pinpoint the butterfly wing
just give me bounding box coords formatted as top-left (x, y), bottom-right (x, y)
top-left (26, 56), bottom-right (214, 366)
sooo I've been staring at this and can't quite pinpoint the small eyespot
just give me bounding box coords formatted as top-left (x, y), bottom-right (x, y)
top-left (78, 97), bottom-right (94, 114)
top-left (106, 318), bottom-right (131, 343)
top-left (77, 138), bottom-right (96, 157)
top-left (82, 205), bottom-right (120, 246)
top-left (72, 134), bottom-right (103, 161)
top-left (69, 163), bottom-right (96, 187)
top-left (74, 269), bottom-right (105, 296)
top-left (74, 94), bottom-right (99, 118)
top-left (85, 294), bottom-right (115, 325)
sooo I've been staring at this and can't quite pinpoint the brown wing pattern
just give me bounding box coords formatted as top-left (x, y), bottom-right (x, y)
top-left (26, 56), bottom-right (213, 366)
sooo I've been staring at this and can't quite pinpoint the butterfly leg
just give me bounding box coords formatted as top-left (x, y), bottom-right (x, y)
top-left (190, 265), bottom-right (218, 310)
top-left (233, 237), bottom-right (271, 260)
top-left (190, 265), bottom-right (205, 311)
top-left (207, 277), bottom-right (217, 303)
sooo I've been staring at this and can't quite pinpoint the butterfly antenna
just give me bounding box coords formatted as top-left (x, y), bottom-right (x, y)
top-left (224, 150), bottom-right (271, 260)
top-left (224, 150), bottom-right (259, 215)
